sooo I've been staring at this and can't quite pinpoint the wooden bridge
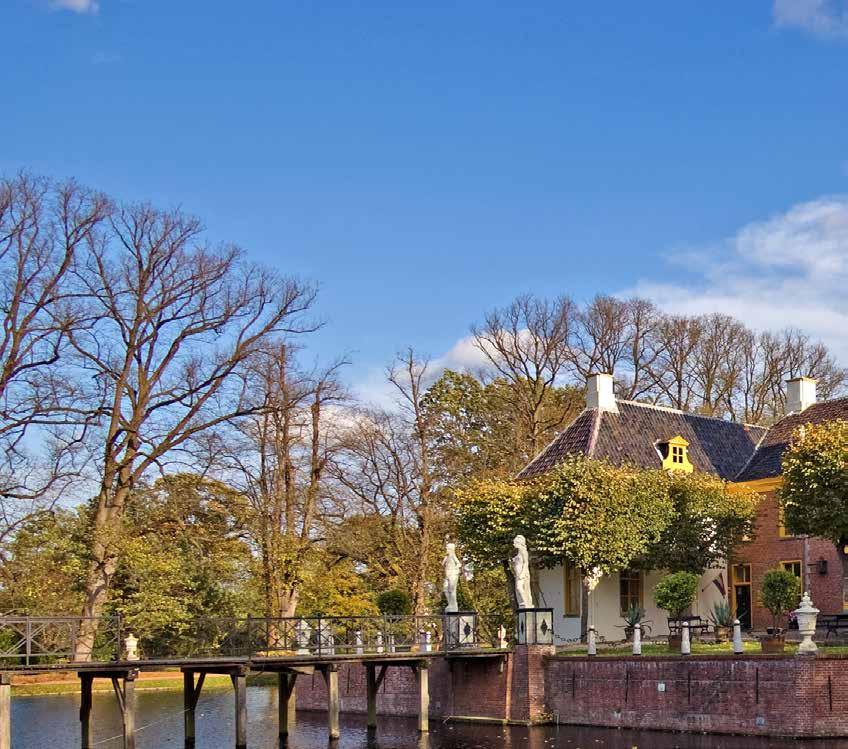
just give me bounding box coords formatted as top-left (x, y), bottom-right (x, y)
top-left (0, 611), bottom-right (532, 749)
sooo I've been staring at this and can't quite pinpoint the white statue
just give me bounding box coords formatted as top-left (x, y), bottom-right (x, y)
top-left (443, 542), bottom-right (462, 613)
top-left (512, 535), bottom-right (534, 609)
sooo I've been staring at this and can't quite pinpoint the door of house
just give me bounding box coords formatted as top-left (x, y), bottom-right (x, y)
top-left (731, 563), bottom-right (752, 630)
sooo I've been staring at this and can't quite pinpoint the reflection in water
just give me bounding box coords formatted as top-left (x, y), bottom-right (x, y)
top-left (11, 687), bottom-right (848, 749)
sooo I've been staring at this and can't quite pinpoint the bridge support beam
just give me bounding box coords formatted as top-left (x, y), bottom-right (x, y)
top-left (183, 670), bottom-right (206, 747)
top-left (0, 673), bottom-right (11, 749)
top-left (415, 661), bottom-right (429, 733)
top-left (278, 672), bottom-right (297, 738)
top-left (365, 663), bottom-right (388, 732)
top-left (110, 671), bottom-right (137, 749)
top-left (80, 673), bottom-right (93, 749)
top-left (320, 665), bottom-right (340, 740)
top-left (231, 669), bottom-right (248, 749)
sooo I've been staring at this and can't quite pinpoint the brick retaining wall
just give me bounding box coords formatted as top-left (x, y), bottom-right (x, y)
top-left (295, 649), bottom-right (848, 737)
top-left (545, 654), bottom-right (848, 737)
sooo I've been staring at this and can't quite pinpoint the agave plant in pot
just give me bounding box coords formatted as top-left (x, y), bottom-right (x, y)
top-left (654, 571), bottom-right (699, 651)
top-left (759, 568), bottom-right (800, 654)
top-left (622, 604), bottom-right (647, 641)
top-left (709, 600), bottom-right (733, 643)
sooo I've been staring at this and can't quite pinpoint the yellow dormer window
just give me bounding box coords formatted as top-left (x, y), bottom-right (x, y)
top-left (661, 435), bottom-right (693, 473)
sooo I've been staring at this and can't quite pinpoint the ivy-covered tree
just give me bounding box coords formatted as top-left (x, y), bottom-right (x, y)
top-left (781, 420), bottom-right (848, 580)
top-left (644, 472), bottom-right (760, 574)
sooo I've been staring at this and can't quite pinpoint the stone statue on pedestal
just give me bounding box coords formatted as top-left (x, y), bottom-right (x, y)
top-left (443, 542), bottom-right (461, 613)
top-left (512, 535), bottom-right (534, 609)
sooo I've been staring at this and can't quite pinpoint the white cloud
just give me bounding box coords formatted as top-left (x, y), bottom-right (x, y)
top-left (50, 0), bottom-right (99, 14)
top-left (631, 195), bottom-right (848, 360)
top-left (773, 0), bottom-right (848, 38)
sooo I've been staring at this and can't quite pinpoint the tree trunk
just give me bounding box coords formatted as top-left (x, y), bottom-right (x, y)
top-left (580, 578), bottom-right (589, 643)
top-left (75, 479), bottom-right (131, 661)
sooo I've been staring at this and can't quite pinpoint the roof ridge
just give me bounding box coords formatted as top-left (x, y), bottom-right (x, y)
top-left (586, 409), bottom-right (602, 458)
top-left (618, 398), bottom-right (770, 430)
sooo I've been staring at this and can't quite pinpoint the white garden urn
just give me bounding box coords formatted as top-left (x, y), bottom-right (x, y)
top-left (124, 633), bottom-right (139, 661)
top-left (794, 591), bottom-right (820, 654)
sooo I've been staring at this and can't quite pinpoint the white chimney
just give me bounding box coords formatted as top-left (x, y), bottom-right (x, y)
top-left (786, 377), bottom-right (817, 415)
top-left (586, 373), bottom-right (618, 413)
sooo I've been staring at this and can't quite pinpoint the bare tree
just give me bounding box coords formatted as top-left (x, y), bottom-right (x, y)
top-left (68, 203), bottom-right (317, 659)
top-left (330, 350), bottom-right (444, 614)
top-left (0, 174), bottom-right (110, 542)
top-left (649, 315), bottom-right (701, 410)
top-left (215, 343), bottom-right (346, 624)
top-left (471, 294), bottom-right (575, 457)
top-left (690, 314), bottom-right (746, 417)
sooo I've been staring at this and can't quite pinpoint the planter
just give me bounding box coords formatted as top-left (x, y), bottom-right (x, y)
top-left (713, 625), bottom-right (730, 644)
top-left (760, 633), bottom-right (786, 654)
top-left (668, 633), bottom-right (682, 652)
top-left (624, 626), bottom-right (635, 642)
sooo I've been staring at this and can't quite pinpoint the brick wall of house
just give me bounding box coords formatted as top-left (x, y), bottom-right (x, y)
top-left (731, 490), bottom-right (843, 629)
top-left (545, 655), bottom-right (848, 737)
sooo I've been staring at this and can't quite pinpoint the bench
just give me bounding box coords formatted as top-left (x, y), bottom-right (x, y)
top-left (819, 614), bottom-right (848, 638)
top-left (668, 616), bottom-right (711, 638)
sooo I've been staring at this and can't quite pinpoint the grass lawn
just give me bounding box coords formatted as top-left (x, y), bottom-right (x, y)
top-left (554, 640), bottom-right (848, 657)
top-left (12, 672), bottom-right (277, 697)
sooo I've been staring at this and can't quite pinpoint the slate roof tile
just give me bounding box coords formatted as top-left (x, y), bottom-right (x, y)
top-left (734, 396), bottom-right (848, 482)
top-left (518, 400), bottom-right (766, 481)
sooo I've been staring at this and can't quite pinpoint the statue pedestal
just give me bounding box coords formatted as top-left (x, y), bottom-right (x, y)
top-left (516, 608), bottom-right (554, 645)
top-left (444, 611), bottom-right (478, 649)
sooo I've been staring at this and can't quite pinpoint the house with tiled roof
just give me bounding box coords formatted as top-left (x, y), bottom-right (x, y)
top-left (525, 372), bottom-right (847, 643)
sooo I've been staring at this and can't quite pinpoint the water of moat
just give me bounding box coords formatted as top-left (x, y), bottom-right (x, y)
top-left (11, 687), bottom-right (848, 749)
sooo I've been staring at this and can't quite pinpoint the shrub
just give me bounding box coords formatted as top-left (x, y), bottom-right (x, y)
top-left (760, 568), bottom-right (800, 632)
top-left (708, 600), bottom-right (733, 628)
top-left (654, 571), bottom-right (699, 619)
top-left (376, 589), bottom-right (412, 616)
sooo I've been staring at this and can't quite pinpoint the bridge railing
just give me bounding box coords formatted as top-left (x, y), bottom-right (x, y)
top-left (0, 615), bottom-right (123, 668)
top-left (0, 612), bottom-right (513, 666)
top-left (139, 613), bottom-right (513, 659)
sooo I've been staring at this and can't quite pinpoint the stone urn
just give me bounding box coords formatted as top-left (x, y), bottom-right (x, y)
top-left (794, 591), bottom-right (820, 654)
top-left (124, 633), bottom-right (139, 661)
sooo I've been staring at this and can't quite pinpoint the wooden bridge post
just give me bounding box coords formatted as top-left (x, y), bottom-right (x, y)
top-left (121, 672), bottom-right (137, 749)
top-left (0, 673), bottom-right (11, 749)
top-left (366, 664), bottom-right (377, 730)
top-left (231, 668), bottom-right (248, 749)
top-left (79, 673), bottom-right (93, 749)
top-left (321, 664), bottom-right (340, 740)
top-left (416, 661), bottom-right (429, 733)
top-left (278, 672), bottom-right (297, 738)
top-left (183, 670), bottom-right (206, 748)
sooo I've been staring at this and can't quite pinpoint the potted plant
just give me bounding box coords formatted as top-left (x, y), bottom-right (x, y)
top-left (709, 600), bottom-right (733, 643)
top-left (654, 571), bottom-right (699, 651)
top-left (623, 604), bottom-right (647, 641)
top-left (759, 568), bottom-right (800, 654)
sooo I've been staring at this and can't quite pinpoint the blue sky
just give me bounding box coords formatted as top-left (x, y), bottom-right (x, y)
top-left (2, 1), bottom-right (847, 400)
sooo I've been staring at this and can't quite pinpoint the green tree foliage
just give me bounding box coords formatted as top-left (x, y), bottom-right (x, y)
top-left (529, 458), bottom-right (672, 574)
top-left (654, 571), bottom-right (699, 619)
top-left (422, 369), bottom-right (582, 479)
top-left (781, 420), bottom-right (848, 545)
top-left (0, 509), bottom-right (88, 615)
top-left (455, 457), bottom-right (673, 576)
top-left (109, 474), bottom-right (255, 653)
top-left (295, 552), bottom-right (378, 617)
top-left (760, 568), bottom-right (801, 631)
top-left (644, 473), bottom-right (760, 573)
top-left (376, 589), bottom-right (413, 615)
